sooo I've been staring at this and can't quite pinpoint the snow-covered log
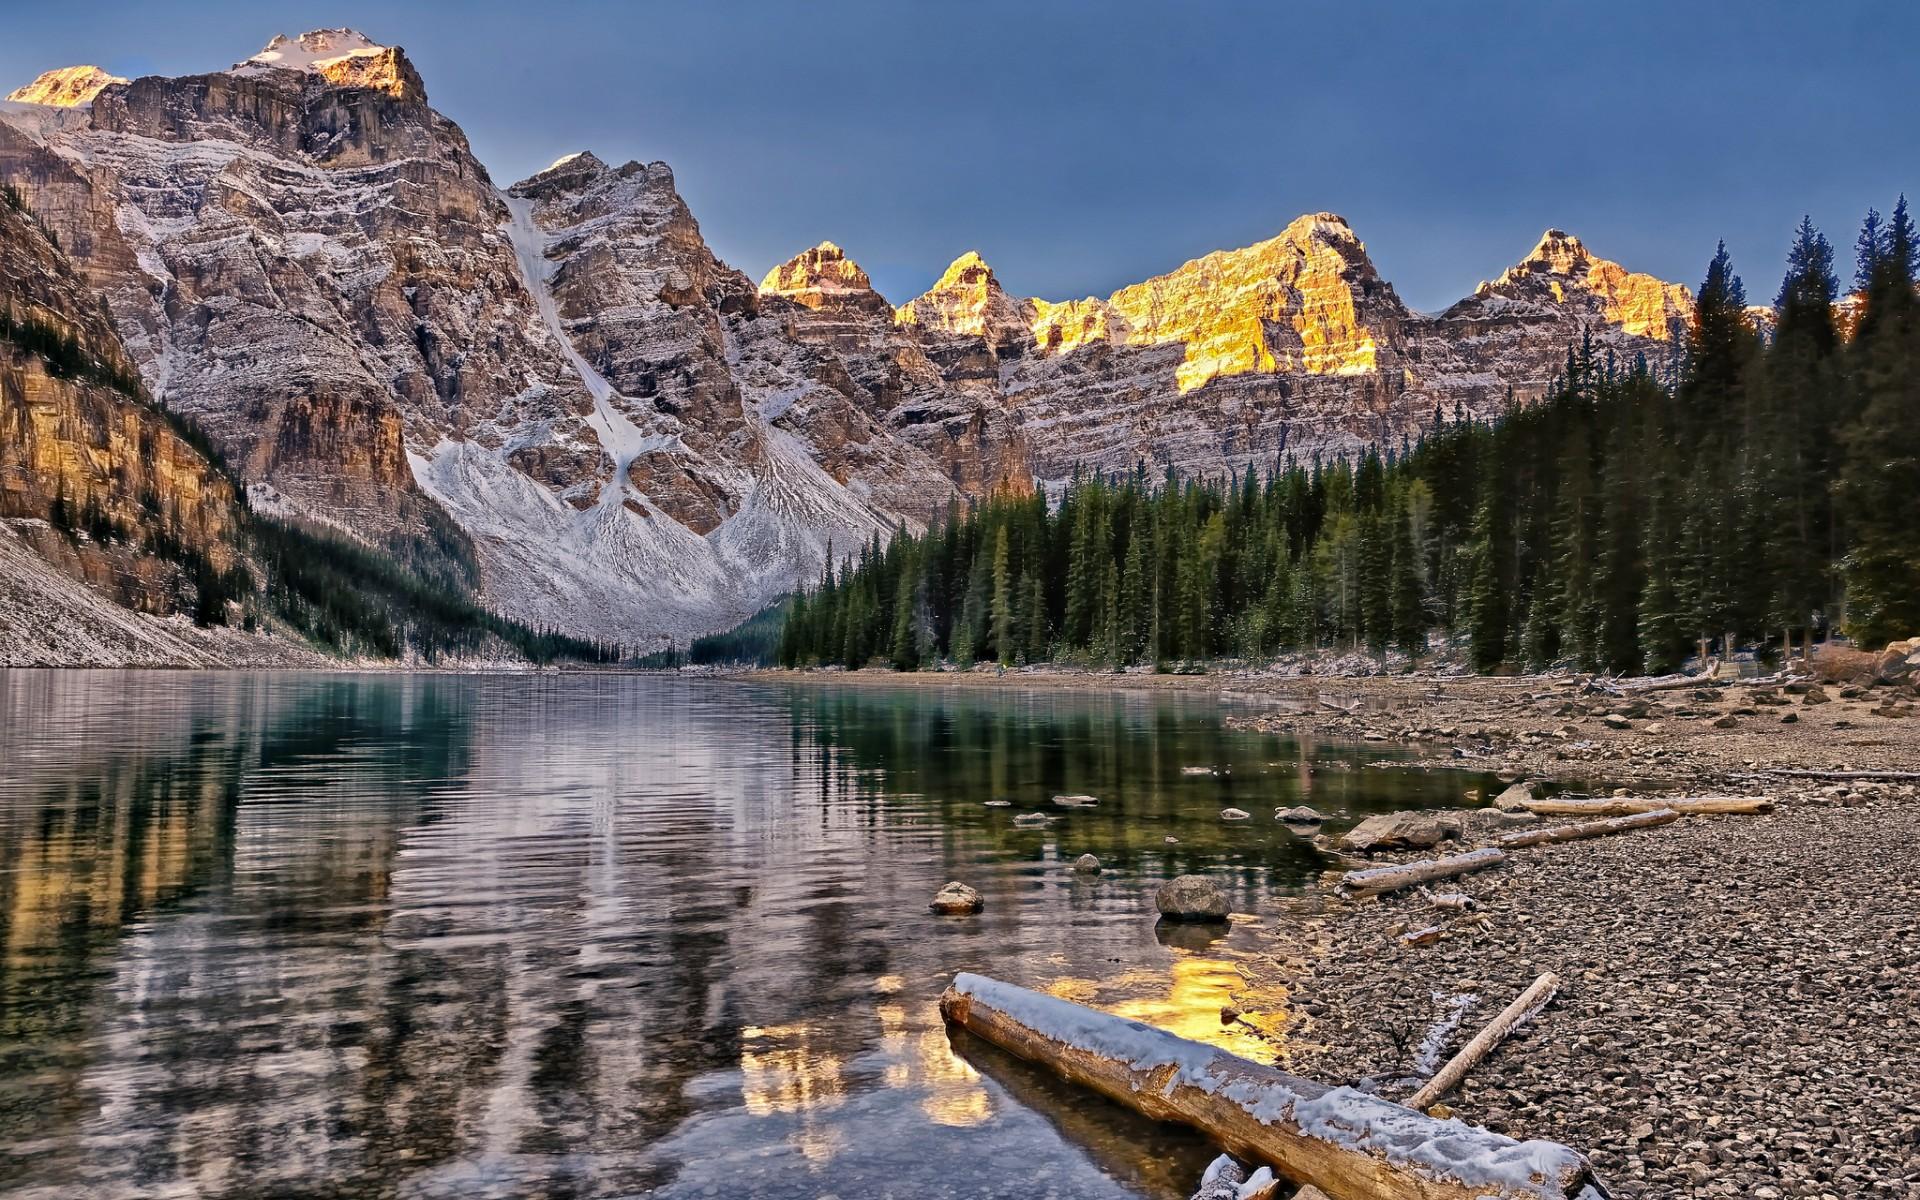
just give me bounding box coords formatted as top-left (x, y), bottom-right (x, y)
top-left (1337, 848), bottom-right (1507, 899)
top-left (1493, 808), bottom-right (1679, 849)
top-left (939, 973), bottom-right (1600, 1200)
top-left (1520, 795), bottom-right (1770, 817)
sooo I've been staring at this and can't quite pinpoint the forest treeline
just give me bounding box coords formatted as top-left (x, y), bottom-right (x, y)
top-left (777, 203), bottom-right (1920, 675)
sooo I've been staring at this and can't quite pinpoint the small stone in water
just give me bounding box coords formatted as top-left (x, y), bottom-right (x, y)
top-left (1156, 874), bottom-right (1229, 921)
top-left (929, 881), bottom-right (983, 915)
top-left (1220, 807), bottom-right (1251, 821)
top-left (1072, 853), bottom-right (1102, 874)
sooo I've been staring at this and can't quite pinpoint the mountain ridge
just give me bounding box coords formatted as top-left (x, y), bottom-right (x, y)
top-left (1, 28), bottom-right (1702, 644)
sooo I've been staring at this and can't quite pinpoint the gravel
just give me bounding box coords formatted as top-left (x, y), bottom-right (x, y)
top-left (1209, 673), bottom-right (1920, 1197)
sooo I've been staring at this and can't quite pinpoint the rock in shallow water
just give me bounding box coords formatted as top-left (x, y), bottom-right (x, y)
top-left (929, 881), bottom-right (983, 915)
top-left (1155, 874), bottom-right (1229, 921)
top-left (1071, 853), bottom-right (1102, 874)
top-left (1275, 805), bottom-right (1326, 824)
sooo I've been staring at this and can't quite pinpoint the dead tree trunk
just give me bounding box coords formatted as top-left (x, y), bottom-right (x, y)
top-left (1519, 795), bottom-right (1771, 817)
top-left (1338, 848), bottom-right (1506, 899)
top-left (1406, 973), bottom-right (1560, 1110)
top-left (1494, 808), bottom-right (1679, 849)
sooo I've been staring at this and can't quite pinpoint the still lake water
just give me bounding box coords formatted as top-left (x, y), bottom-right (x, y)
top-left (0, 671), bottom-right (1491, 1200)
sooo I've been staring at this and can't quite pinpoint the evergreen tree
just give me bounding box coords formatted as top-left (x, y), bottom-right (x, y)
top-left (1838, 198), bottom-right (1920, 644)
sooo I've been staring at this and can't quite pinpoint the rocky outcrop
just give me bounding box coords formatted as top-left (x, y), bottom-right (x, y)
top-left (1418, 229), bottom-right (1691, 407)
top-left (0, 184), bottom-right (242, 622)
top-left (5, 66), bottom-right (127, 107)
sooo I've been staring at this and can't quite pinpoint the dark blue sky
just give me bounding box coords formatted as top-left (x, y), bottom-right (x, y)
top-left (5, 1), bottom-right (1911, 310)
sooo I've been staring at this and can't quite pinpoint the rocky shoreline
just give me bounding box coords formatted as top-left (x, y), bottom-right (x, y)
top-left (1215, 673), bottom-right (1920, 1199)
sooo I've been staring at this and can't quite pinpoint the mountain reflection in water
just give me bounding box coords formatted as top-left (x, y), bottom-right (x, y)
top-left (0, 672), bottom-right (1491, 1199)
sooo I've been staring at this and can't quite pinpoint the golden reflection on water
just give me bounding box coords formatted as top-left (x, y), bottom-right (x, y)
top-left (874, 999), bottom-right (994, 1128)
top-left (1046, 953), bottom-right (1287, 1063)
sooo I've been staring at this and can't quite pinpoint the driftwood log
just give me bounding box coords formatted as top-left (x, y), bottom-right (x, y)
top-left (940, 974), bottom-right (1599, 1200)
top-left (1338, 848), bottom-right (1506, 899)
top-left (1407, 973), bottom-right (1561, 1111)
top-left (1520, 795), bottom-right (1771, 818)
top-left (1495, 808), bottom-right (1679, 849)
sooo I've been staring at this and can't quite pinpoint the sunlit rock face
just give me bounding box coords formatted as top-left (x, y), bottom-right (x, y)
top-left (1416, 230), bottom-right (1694, 409)
top-left (0, 182), bottom-right (245, 625)
top-left (4, 65), bottom-right (128, 107)
top-left (894, 251), bottom-right (1036, 357)
top-left (760, 241), bottom-right (891, 316)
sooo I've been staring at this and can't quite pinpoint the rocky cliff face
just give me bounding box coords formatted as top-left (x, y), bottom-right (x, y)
top-left (3, 27), bottom-right (1697, 643)
top-left (0, 184), bottom-right (244, 631)
top-left (1, 32), bottom-right (946, 644)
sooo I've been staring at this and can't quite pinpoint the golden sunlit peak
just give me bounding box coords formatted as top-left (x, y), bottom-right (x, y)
top-left (1522, 228), bottom-right (1594, 273)
top-left (6, 65), bottom-right (127, 107)
top-left (759, 241), bottom-right (882, 307)
top-left (936, 250), bottom-right (995, 287)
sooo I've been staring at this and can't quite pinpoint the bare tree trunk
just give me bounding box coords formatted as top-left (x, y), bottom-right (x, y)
top-left (1406, 973), bottom-right (1561, 1110)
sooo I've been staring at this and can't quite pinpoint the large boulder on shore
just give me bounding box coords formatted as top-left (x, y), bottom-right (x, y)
top-left (1155, 875), bottom-right (1229, 921)
top-left (1492, 781), bottom-right (1540, 812)
top-left (929, 881), bottom-right (984, 915)
top-left (1873, 638), bottom-right (1920, 682)
top-left (1338, 810), bottom-right (1463, 852)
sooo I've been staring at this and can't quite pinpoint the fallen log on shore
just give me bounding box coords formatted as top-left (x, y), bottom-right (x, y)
top-left (940, 974), bottom-right (1600, 1200)
top-left (1407, 973), bottom-right (1560, 1111)
top-left (1338, 848), bottom-right (1507, 899)
top-left (1494, 808), bottom-right (1679, 849)
top-left (1520, 795), bottom-right (1771, 817)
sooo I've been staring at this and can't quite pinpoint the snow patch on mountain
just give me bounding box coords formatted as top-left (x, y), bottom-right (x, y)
top-left (236, 29), bottom-right (388, 74)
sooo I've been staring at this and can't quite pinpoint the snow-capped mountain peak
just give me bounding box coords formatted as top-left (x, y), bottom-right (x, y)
top-left (238, 29), bottom-right (389, 73)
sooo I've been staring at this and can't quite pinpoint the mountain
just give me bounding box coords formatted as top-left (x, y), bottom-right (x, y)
top-left (0, 175), bottom-right (274, 664)
top-left (1, 28), bottom-right (1697, 644)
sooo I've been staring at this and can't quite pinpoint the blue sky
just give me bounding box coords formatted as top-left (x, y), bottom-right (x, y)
top-left (3, 1), bottom-right (1911, 311)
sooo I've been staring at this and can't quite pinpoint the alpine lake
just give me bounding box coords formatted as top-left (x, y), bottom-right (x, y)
top-left (0, 671), bottom-right (1500, 1199)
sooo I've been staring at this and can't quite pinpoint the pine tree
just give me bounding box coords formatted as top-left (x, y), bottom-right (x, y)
top-left (1389, 502), bottom-right (1425, 660)
top-left (990, 525), bottom-right (1014, 667)
top-left (1838, 198), bottom-right (1920, 644)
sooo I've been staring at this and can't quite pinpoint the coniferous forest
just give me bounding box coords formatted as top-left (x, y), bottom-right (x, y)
top-left (778, 205), bottom-right (1920, 676)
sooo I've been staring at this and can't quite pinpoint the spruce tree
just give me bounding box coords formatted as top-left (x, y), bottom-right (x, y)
top-left (1838, 198), bottom-right (1920, 644)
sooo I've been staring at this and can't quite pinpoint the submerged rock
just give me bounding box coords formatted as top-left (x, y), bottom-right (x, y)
top-left (929, 881), bottom-right (983, 915)
top-left (1155, 874), bottom-right (1229, 921)
top-left (1071, 853), bottom-right (1102, 874)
